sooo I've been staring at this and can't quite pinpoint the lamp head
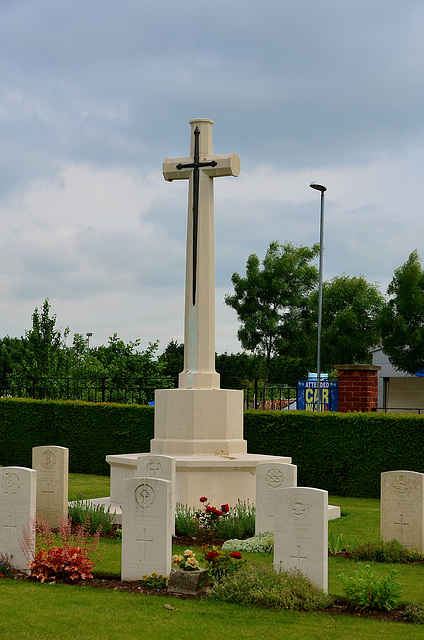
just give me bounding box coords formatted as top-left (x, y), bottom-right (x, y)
top-left (310, 182), bottom-right (327, 192)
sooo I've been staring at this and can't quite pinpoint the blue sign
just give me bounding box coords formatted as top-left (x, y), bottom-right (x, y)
top-left (297, 380), bottom-right (338, 412)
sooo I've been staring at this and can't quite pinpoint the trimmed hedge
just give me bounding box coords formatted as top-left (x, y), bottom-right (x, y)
top-left (1, 398), bottom-right (423, 497)
top-left (0, 398), bottom-right (154, 476)
top-left (244, 410), bottom-right (424, 498)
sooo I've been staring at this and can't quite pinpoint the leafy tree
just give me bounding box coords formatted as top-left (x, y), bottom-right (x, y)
top-left (377, 250), bottom-right (424, 374)
top-left (316, 274), bottom-right (385, 370)
top-left (13, 298), bottom-right (69, 378)
top-left (0, 336), bottom-right (27, 379)
top-left (225, 241), bottom-right (319, 397)
top-left (158, 340), bottom-right (184, 384)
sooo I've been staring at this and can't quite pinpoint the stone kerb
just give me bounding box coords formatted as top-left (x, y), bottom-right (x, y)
top-left (255, 462), bottom-right (297, 534)
top-left (32, 445), bottom-right (69, 529)
top-left (121, 476), bottom-right (172, 581)
top-left (0, 466), bottom-right (36, 573)
top-left (274, 486), bottom-right (328, 592)
top-left (381, 470), bottom-right (424, 553)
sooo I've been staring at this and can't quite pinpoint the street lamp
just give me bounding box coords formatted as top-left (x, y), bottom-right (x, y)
top-left (86, 332), bottom-right (93, 348)
top-left (310, 182), bottom-right (327, 412)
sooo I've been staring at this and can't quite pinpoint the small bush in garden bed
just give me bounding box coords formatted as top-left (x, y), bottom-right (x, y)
top-left (404, 603), bottom-right (424, 625)
top-left (20, 515), bottom-right (104, 583)
top-left (350, 538), bottom-right (424, 563)
top-left (203, 546), bottom-right (245, 581)
top-left (222, 532), bottom-right (274, 553)
top-left (68, 496), bottom-right (115, 535)
top-left (140, 573), bottom-right (167, 589)
top-left (175, 497), bottom-right (255, 542)
top-left (208, 560), bottom-right (333, 611)
top-left (0, 555), bottom-right (16, 578)
top-left (338, 563), bottom-right (404, 611)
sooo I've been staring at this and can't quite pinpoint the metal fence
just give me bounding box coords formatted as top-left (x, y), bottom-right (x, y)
top-left (1, 375), bottom-right (300, 410)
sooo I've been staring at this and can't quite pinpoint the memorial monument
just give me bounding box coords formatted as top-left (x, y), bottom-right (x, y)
top-left (107, 119), bottom-right (291, 509)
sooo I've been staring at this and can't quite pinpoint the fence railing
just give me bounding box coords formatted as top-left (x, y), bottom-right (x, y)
top-left (1, 375), bottom-right (300, 410)
top-left (0, 376), bottom-right (173, 405)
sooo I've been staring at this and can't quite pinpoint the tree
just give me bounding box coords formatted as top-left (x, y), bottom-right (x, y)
top-left (225, 241), bottom-right (319, 397)
top-left (377, 250), bottom-right (424, 374)
top-left (316, 274), bottom-right (385, 370)
top-left (13, 298), bottom-right (69, 378)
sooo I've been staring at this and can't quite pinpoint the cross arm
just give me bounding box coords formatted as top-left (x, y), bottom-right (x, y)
top-left (162, 152), bottom-right (240, 182)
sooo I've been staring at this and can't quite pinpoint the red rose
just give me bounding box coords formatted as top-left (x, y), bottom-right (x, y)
top-left (221, 503), bottom-right (229, 514)
top-left (199, 497), bottom-right (208, 503)
top-left (205, 550), bottom-right (219, 562)
top-left (230, 552), bottom-right (243, 559)
top-left (215, 510), bottom-right (223, 517)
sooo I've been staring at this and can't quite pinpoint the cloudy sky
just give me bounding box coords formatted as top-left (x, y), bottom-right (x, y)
top-left (1, 0), bottom-right (424, 355)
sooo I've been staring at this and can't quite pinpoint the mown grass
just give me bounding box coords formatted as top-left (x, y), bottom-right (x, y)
top-left (3, 473), bottom-right (419, 640)
top-left (2, 580), bottom-right (424, 640)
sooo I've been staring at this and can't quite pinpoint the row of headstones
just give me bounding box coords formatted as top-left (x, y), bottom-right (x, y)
top-left (0, 445), bottom-right (69, 573)
top-left (1, 449), bottom-right (423, 589)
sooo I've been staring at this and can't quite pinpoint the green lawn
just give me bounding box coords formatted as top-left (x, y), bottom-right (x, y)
top-left (2, 473), bottom-right (421, 640)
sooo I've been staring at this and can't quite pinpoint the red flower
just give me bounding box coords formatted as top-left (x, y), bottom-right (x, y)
top-left (230, 552), bottom-right (243, 560)
top-left (205, 550), bottom-right (219, 562)
top-left (199, 497), bottom-right (208, 503)
top-left (221, 503), bottom-right (229, 514)
top-left (215, 510), bottom-right (223, 517)
top-left (206, 506), bottom-right (217, 514)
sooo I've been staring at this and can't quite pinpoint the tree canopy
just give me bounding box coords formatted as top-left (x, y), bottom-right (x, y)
top-left (225, 241), bottom-right (320, 390)
top-left (378, 250), bottom-right (424, 374)
top-left (318, 274), bottom-right (385, 370)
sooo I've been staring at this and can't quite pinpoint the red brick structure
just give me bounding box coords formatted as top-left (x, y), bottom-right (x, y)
top-left (334, 364), bottom-right (381, 412)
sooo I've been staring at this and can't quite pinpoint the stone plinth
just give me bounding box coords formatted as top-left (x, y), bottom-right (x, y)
top-left (167, 568), bottom-right (209, 595)
top-left (151, 388), bottom-right (246, 456)
top-left (107, 451), bottom-right (291, 512)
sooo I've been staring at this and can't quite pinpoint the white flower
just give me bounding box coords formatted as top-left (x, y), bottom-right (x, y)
top-left (185, 557), bottom-right (199, 569)
top-left (184, 549), bottom-right (194, 557)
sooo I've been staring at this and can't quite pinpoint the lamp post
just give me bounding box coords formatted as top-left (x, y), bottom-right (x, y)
top-left (86, 332), bottom-right (92, 348)
top-left (310, 182), bottom-right (327, 412)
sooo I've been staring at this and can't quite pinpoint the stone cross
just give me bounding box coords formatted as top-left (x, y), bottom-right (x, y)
top-left (163, 118), bottom-right (240, 390)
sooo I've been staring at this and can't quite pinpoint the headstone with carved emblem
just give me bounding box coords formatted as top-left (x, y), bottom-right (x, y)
top-left (121, 476), bottom-right (172, 580)
top-left (255, 462), bottom-right (297, 534)
top-left (0, 466), bottom-right (36, 573)
top-left (137, 454), bottom-right (176, 533)
top-left (274, 486), bottom-right (328, 591)
top-left (381, 470), bottom-right (424, 553)
top-left (32, 445), bottom-right (69, 529)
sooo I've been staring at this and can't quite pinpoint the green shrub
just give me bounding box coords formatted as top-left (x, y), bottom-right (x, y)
top-left (404, 603), bottom-right (424, 625)
top-left (350, 538), bottom-right (424, 563)
top-left (338, 562), bottom-right (404, 611)
top-left (68, 496), bottom-right (115, 535)
top-left (203, 546), bottom-right (245, 582)
top-left (0, 555), bottom-right (16, 578)
top-left (222, 532), bottom-right (274, 553)
top-left (174, 499), bottom-right (255, 541)
top-left (208, 560), bottom-right (333, 611)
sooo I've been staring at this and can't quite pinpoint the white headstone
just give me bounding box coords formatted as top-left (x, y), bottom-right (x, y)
top-left (0, 466), bottom-right (36, 573)
top-left (381, 470), bottom-right (424, 553)
top-left (32, 445), bottom-right (69, 529)
top-left (137, 455), bottom-right (176, 534)
top-left (274, 487), bottom-right (328, 592)
top-left (255, 462), bottom-right (297, 534)
top-left (121, 477), bottom-right (172, 580)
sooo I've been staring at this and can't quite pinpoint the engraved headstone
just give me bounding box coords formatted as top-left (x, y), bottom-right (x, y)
top-left (0, 466), bottom-right (36, 573)
top-left (381, 470), bottom-right (424, 553)
top-left (121, 477), bottom-right (172, 580)
top-left (274, 487), bottom-right (328, 591)
top-left (137, 454), bottom-right (176, 534)
top-left (32, 445), bottom-right (69, 529)
top-left (255, 462), bottom-right (297, 534)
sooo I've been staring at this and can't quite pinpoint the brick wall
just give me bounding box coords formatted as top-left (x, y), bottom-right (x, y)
top-left (334, 365), bottom-right (381, 412)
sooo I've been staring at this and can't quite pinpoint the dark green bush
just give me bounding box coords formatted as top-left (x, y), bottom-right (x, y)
top-left (350, 538), bottom-right (424, 563)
